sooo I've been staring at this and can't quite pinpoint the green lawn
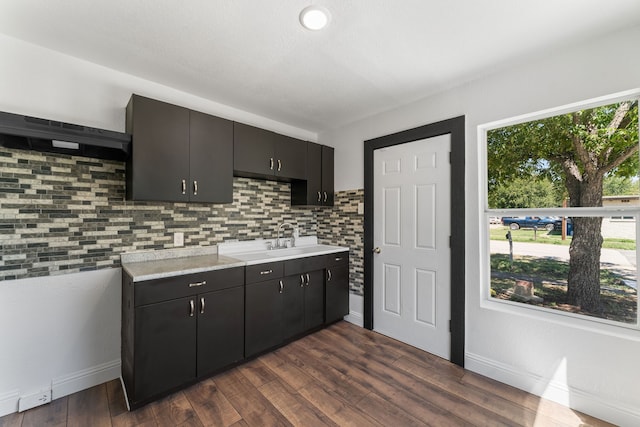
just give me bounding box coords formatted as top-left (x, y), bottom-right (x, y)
top-left (490, 253), bottom-right (637, 324)
top-left (489, 226), bottom-right (636, 250)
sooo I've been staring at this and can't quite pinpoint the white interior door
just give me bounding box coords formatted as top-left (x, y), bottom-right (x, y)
top-left (373, 135), bottom-right (451, 359)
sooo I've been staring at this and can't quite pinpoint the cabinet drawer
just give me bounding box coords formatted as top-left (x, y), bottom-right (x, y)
top-left (325, 251), bottom-right (349, 268)
top-left (284, 254), bottom-right (327, 276)
top-left (245, 262), bottom-right (284, 284)
top-left (134, 267), bottom-right (244, 306)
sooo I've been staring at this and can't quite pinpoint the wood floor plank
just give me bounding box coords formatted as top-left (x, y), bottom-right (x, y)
top-left (214, 369), bottom-right (293, 427)
top-left (0, 412), bottom-right (23, 427)
top-left (183, 378), bottom-right (241, 427)
top-left (0, 321), bottom-right (616, 427)
top-left (257, 378), bottom-right (338, 427)
top-left (237, 357), bottom-right (278, 389)
top-left (258, 347), bottom-right (315, 391)
top-left (67, 384), bottom-right (111, 427)
top-left (297, 382), bottom-right (384, 427)
top-left (300, 334), bottom-right (472, 427)
top-left (21, 396), bottom-right (68, 427)
top-left (149, 391), bottom-right (203, 427)
top-left (282, 339), bottom-right (370, 405)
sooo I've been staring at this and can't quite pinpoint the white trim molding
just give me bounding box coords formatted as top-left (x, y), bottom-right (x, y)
top-left (51, 359), bottom-right (121, 401)
top-left (0, 390), bottom-right (19, 417)
top-left (465, 352), bottom-right (640, 426)
top-left (344, 293), bottom-right (364, 327)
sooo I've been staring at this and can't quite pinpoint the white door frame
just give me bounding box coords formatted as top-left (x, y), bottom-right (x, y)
top-left (363, 116), bottom-right (466, 367)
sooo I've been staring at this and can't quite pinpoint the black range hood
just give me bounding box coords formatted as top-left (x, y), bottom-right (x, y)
top-left (0, 110), bottom-right (131, 161)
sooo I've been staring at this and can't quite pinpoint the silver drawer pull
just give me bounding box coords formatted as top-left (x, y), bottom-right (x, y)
top-left (200, 297), bottom-right (205, 314)
top-left (189, 299), bottom-right (194, 317)
top-left (306, 273), bottom-right (310, 286)
top-left (193, 180), bottom-right (198, 195)
top-left (189, 280), bottom-right (206, 287)
top-left (277, 159), bottom-right (282, 171)
top-left (181, 179), bottom-right (186, 195)
top-left (335, 257), bottom-right (342, 261)
top-left (260, 269), bottom-right (273, 275)
top-left (327, 269), bottom-right (332, 282)
top-left (300, 275), bottom-right (305, 287)
top-left (270, 158), bottom-right (274, 170)
top-left (323, 191), bottom-right (328, 203)
top-left (317, 191), bottom-right (322, 202)
top-left (279, 280), bottom-right (284, 294)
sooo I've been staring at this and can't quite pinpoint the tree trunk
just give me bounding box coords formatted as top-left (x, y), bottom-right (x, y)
top-left (567, 217), bottom-right (603, 312)
top-left (565, 173), bottom-right (604, 312)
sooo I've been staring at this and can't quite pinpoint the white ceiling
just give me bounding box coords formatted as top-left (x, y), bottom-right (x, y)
top-left (1, 0), bottom-right (639, 133)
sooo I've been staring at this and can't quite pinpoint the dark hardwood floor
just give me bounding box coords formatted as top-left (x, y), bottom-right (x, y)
top-left (0, 321), bottom-right (612, 427)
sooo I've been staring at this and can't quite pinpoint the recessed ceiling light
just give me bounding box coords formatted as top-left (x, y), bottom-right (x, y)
top-left (299, 5), bottom-right (331, 31)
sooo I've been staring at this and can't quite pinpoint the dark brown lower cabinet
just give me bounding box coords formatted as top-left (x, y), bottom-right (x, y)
top-left (325, 252), bottom-right (350, 324)
top-left (134, 297), bottom-right (196, 403)
top-left (122, 267), bottom-right (244, 409)
top-left (245, 278), bottom-right (284, 358)
top-left (281, 269), bottom-right (324, 341)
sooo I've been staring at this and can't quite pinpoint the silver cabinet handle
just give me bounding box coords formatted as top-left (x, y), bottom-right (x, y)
top-left (270, 157), bottom-right (274, 170)
top-left (335, 257), bottom-right (342, 261)
top-left (189, 280), bottom-right (206, 287)
top-left (300, 274), bottom-right (305, 287)
top-left (323, 192), bottom-right (328, 203)
top-left (279, 280), bottom-right (284, 294)
top-left (327, 269), bottom-right (332, 282)
top-left (193, 180), bottom-right (198, 195)
top-left (181, 179), bottom-right (186, 195)
top-left (317, 191), bottom-right (322, 202)
top-left (306, 273), bottom-right (310, 286)
top-left (200, 297), bottom-right (205, 314)
top-left (189, 299), bottom-right (194, 317)
top-left (277, 159), bottom-right (282, 171)
top-left (260, 269), bottom-right (273, 275)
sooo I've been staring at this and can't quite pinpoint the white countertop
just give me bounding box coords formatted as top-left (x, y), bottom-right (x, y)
top-left (121, 237), bottom-right (349, 281)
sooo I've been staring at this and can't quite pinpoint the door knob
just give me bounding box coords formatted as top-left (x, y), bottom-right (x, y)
top-left (373, 247), bottom-right (381, 254)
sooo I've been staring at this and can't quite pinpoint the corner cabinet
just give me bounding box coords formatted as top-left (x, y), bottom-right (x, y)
top-left (233, 122), bottom-right (307, 181)
top-left (126, 94), bottom-right (233, 203)
top-left (291, 142), bottom-right (334, 206)
top-left (121, 267), bottom-right (244, 409)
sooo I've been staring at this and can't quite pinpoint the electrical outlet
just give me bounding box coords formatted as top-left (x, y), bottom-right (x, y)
top-left (18, 388), bottom-right (51, 412)
top-left (357, 202), bottom-right (364, 215)
top-left (174, 232), bottom-right (184, 247)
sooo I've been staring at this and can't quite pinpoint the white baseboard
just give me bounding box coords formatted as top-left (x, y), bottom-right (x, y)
top-left (465, 352), bottom-right (640, 426)
top-left (344, 310), bottom-right (364, 327)
top-left (344, 293), bottom-right (364, 327)
top-left (51, 359), bottom-right (121, 400)
top-left (0, 390), bottom-right (19, 417)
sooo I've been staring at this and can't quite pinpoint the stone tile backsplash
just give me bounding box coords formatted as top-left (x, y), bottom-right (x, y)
top-left (0, 148), bottom-right (364, 295)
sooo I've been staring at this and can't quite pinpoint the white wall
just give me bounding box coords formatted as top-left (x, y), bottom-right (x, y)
top-left (321, 25), bottom-right (640, 426)
top-left (0, 34), bottom-right (318, 416)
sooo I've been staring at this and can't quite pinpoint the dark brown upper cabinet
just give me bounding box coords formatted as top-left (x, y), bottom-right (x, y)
top-left (233, 122), bottom-right (307, 181)
top-left (126, 95), bottom-right (233, 203)
top-left (291, 142), bottom-right (334, 206)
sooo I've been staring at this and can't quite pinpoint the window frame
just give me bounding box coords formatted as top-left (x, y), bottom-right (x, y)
top-left (478, 89), bottom-right (640, 331)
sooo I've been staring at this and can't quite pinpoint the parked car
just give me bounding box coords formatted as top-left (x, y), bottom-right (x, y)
top-left (501, 216), bottom-right (556, 231)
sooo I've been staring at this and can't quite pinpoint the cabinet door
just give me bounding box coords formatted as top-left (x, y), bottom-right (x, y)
top-left (325, 265), bottom-right (349, 324)
top-left (233, 122), bottom-right (276, 177)
top-left (189, 111), bottom-right (233, 203)
top-left (305, 270), bottom-right (325, 330)
top-left (306, 142), bottom-right (322, 205)
top-left (282, 275), bottom-right (305, 340)
top-left (127, 95), bottom-right (190, 202)
top-left (197, 286), bottom-right (244, 377)
top-left (245, 279), bottom-right (283, 357)
top-left (134, 297), bottom-right (196, 402)
top-left (321, 145), bottom-right (334, 206)
top-left (275, 135), bottom-right (307, 180)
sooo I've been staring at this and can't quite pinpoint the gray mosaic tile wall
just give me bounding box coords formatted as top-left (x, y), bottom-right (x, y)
top-left (0, 148), bottom-right (319, 280)
top-left (317, 189), bottom-right (364, 295)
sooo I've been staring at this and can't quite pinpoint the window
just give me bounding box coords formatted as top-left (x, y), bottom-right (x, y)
top-left (481, 91), bottom-right (639, 326)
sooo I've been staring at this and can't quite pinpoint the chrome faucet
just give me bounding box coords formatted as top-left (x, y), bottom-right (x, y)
top-left (275, 222), bottom-right (296, 249)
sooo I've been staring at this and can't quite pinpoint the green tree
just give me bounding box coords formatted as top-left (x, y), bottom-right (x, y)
top-left (603, 175), bottom-right (639, 196)
top-left (488, 176), bottom-right (563, 209)
top-left (488, 100), bottom-right (638, 312)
